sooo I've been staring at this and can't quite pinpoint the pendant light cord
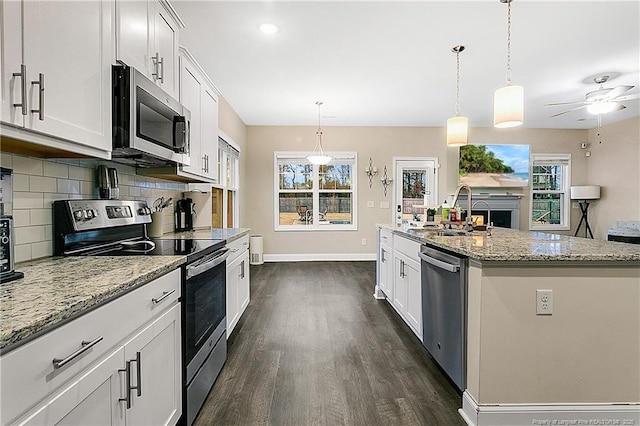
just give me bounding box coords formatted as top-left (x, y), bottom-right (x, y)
top-left (316, 101), bottom-right (324, 155)
top-left (505, 0), bottom-right (512, 85)
top-left (455, 49), bottom-right (461, 116)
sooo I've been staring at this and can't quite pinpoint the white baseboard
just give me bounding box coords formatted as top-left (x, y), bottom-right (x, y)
top-left (263, 253), bottom-right (376, 262)
top-left (460, 391), bottom-right (640, 426)
top-left (373, 285), bottom-right (386, 299)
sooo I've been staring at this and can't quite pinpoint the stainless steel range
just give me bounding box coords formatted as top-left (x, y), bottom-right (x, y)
top-left (53, 199), bottom-right (229, 425)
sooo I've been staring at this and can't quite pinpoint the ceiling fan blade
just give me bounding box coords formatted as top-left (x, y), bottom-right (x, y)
top-left (613, 93), bottom-right (640, 102)
top-left (612, 103), bottom-right (626, 112)
top-left (545, 101), bottom-right (585, 107)
top-left (550, 105), bottom-right (588, 117)
top-left (604, 85), bottom-right (634, 100)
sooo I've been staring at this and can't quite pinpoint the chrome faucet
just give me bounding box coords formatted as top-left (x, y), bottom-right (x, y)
top-left (451, 184), bottom-right (473, 232)
top-left (471, 199), bottom-right (491, 229)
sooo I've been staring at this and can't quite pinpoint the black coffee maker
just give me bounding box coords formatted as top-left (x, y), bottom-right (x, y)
top-left (175, 198), bottom-right (195, 232)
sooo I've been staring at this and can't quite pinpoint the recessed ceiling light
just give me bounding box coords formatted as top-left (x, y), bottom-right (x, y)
top-left (258, 23), bottom-right (279, 35)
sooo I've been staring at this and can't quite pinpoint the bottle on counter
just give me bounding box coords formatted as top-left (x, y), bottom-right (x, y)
top-left (441, 200), bottom-right (450, 221)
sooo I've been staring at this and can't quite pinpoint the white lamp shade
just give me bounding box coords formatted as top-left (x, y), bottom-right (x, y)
top-left (570, 185), bottom-right (601, 200)
top-left (446, 116), bottom-right (468, 146)
top-left (494, 85), bottom-right (524, 128)
top-left (306, 155), bottom-right (332, 165)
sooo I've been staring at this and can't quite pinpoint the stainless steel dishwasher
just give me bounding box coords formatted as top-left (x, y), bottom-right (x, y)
top-left (419, 245), bottom-right (468, 392)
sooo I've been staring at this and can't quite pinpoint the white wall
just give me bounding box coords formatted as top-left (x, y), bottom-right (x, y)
top-left (245, 125), bottom-right (588, 258)
top-left (586, 116), bottom-right (640, 240)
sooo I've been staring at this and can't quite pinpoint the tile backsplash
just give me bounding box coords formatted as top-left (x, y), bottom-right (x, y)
top-left (1, 152), bottom-right (188, 263)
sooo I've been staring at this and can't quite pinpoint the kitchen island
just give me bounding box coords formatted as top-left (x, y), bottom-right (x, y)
top-left (376, 224), bottom-right (640, 426)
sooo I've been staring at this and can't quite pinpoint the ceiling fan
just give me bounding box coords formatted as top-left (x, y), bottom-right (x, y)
top-left (547, 75), bottom-right (639, 117)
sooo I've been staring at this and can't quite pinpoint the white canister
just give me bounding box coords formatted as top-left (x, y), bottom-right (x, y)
top-left (148, 212), bottom-right (164, 237)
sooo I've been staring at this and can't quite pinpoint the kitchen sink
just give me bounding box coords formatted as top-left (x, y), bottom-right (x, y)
top-left (407, 227), bottom-right (471, 237)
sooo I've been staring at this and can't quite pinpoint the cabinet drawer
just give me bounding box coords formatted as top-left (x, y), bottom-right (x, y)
top-left (379, 228), bottom-right (393, 244)
top-left (226, 234), bottom-right (249, 263)
top-left (0, 268), bottom-right (181, 425)
top-left (394, 234), bottom-right (421, 259)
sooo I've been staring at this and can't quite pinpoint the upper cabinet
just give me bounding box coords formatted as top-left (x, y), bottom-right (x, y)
top-left (0, 0), bottom-right (113, 158)
top-left (178, 47), bottom-right (219, 183)
top-left (116, 0), bottom-right (184, 100)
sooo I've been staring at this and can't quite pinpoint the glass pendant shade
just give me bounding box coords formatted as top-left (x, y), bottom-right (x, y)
top-left (446, 116), bottom-right (468, 146)
top-left (306, 104), bottom-right (332, 166)
top-left (586, 101), bottom-right (618, 115)
top-left (493, 84), bottom-right (524, 128)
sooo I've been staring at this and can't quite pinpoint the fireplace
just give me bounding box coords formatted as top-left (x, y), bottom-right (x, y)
top-left (456, 194), bottom-right (521, 229)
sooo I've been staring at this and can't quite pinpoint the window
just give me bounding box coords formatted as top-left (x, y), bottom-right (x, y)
top-left (530, 154), bottom-right (571, 231)
top-left (212, 137), bottom-right (239, 228)
top-left (274, 152), bottom-right (357, 231)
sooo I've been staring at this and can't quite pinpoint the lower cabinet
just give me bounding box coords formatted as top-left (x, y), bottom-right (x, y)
top-left (379, 242), bottom-right (393, 299)
top-left (2, 269), bottom-right (182, 426)
top-left (226, 235), bottom-right (250, 337)
top-left (389, 232), bottom-right (423, 341)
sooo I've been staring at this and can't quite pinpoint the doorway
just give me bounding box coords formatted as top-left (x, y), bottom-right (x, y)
top-left (394, 158), bottom-right (438, 227)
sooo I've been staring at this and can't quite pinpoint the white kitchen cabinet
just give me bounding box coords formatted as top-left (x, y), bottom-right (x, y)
top-left (177, 47), bottom-right (219, 182)
top-left (226, 235), bottom-right (250, 337)
top-left (16, 347), bottom-right (126, 426)
top-left (378, 228), bottom-right (394, 299)
top-left (391, 233), bottom-right (423, 340)
top-left (1, 269), bottom-right (182, 426)
top-left (116, 0), bottom-right (183, 100)
top-left (0, 0), bottom-right (113, 158)
top-left (122, 303), bottom-right (182, 426)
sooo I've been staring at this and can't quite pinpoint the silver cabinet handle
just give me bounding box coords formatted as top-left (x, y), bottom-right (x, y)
top-left (119, 352), bottom-right (142, 409)
top-left (31, 73), bottom-right (44, 120)
top-left (119, 360), bottom-right (132, 409)
top-left (202, 155), bottom-right (207, 173)
top-left (240, 260), bottom-right (245, 279)
top-left (151, 288), bottom-right (175, 304)
top-left (13, 64), bottom-right (27, 115)
top-left (159, 56), bottom-right (164, 83)
top-left (381, 249), bottom-right (386, 263)
top-left (134, 351), bottom-right (142, 397)
top-left (52, 336), bottom-right (103, 369)
top-left (151, 53), bottom-right (160, 81)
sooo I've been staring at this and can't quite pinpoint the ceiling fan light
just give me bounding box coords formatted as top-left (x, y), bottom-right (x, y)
top-left (494, 84), bottom-right (524, 128)
top-left (587, 101), bottom-right (618, 115)
top-left (446, 116), bottom-right (468, 146)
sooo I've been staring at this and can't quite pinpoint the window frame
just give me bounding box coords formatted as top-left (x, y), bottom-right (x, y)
top-left (529, 153), bottom-right (571, 231)
top-left (274, 151), bottom-right (358, 231)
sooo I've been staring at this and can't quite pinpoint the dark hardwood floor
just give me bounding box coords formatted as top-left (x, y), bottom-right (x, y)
top-left (194, 261), bottom-right (466, 426)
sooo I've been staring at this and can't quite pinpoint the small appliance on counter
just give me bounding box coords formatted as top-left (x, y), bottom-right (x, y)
top-left (97, 165), bottom-right (111, 199)
top-left (175, 198), bottom-right (195, 232)
top-left (0, 168), bottom-right (23, 283)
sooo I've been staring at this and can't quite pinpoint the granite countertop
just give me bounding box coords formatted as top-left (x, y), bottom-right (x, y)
top-left (378, 224), bottom-right (640, 263)
top-left (155, 227), bottom-right (251, 243)
top-left (0, 255), bottom-right (185, 353)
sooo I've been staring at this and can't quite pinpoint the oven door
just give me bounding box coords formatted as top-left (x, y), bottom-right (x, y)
top-left (184, 248), bottom-right (229, 383)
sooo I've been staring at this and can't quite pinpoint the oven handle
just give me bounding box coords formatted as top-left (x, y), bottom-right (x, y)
top-left (186, 248), bottom-right (230, 279)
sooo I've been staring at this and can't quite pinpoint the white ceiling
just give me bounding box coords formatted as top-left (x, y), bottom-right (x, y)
top-left (172, 0), bottom-right (640, 129)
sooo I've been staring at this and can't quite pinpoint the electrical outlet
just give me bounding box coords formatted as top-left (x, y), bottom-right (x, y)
top-left (536, 289), bottom-right (553, 315)
top-left (380, 201), bottom-right (390, 209)
top-left (361, 238), bottom-right (367, 246)
top-left (367, 201), bottom-right (374, 208)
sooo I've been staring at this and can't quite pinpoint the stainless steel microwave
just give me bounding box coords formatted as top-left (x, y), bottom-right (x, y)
top-left (112, 65), bottom-right (190, 167)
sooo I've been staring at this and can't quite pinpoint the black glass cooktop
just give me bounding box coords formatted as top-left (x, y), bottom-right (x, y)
top-left (83, 238), bottom-right (225, 263)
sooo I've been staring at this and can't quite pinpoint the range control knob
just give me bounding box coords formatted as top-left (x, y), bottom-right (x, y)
top-left (85, 210), bottom-right (94, 219)
top-left (73, 210), bottom-right (84, 221)
top-left (138, 207), bottom-right (152, 215)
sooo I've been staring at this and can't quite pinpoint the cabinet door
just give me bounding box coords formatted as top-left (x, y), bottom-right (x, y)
top-left (226, 254), bottom-right (241, 337)
top-left (153, 4), bottom-right (179, 98)
top-left (123, 303), bottom-right (182, 426)
top-left (238, 250), bottom-right (250, 313)
top-left (22, 0), bottom-right (112, 153)
top-left (116, 0), bottom-right (150, 74)
top-left (16, 347), bottom-right (125, 426)
top-left (0, 0), bottom-right (25, 127)
top-left (200, 86), bottom-right (219, 181)
top-left (404, 258), bottom-right (422, 339)
top-left (379, 243), bottom-right (393, 299)
top-left (179, 59), bottom-right (203, 176)
top-left (392, 254), bottom-right (407, 314)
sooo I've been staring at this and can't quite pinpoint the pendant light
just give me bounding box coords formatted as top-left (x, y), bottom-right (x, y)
top-left (493, 0), bottom-right (524, 128)
top-left (447, 45), bottom-right (468, 146)
top-left (306, 101), bottom-right (332, 165)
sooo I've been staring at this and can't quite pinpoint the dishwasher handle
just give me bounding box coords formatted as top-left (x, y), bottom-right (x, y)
top-left (419, 251), bottom-right (460, 273)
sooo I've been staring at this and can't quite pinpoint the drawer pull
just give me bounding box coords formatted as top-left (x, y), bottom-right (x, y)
top-left (152, 289), bottom-right (175, 304)
top-left (52, 336), bottom-right (103, 369)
